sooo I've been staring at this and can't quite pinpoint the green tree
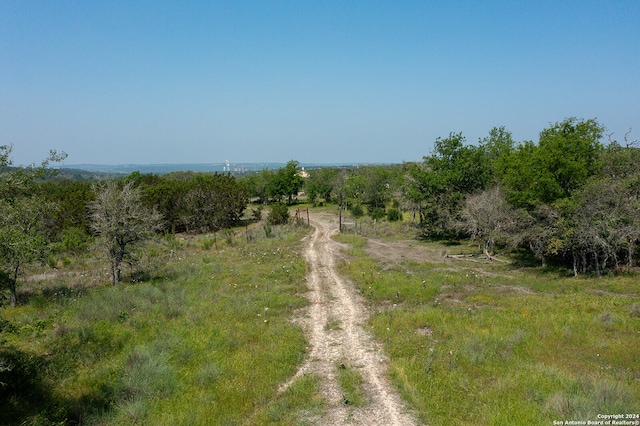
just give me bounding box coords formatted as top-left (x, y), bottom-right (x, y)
top-left (0, 145), bottom-right (66, 306)
top-left (268, 160), bottom-right (304, 205)
top-left (305, 167), bottom-right (340, 206)
top-left (479, 126), bottom-right (516, 183)
top-left (560, 145), bottom-right (640, 274)
top-left (404, 132), bottom-right (490, 237)
top-left (360, 166), bottom-right (392, 209)
top-left (178, 173), bottom-right (247, 234)
top-left (38, 180), bottom-right (95, 237)
top-left (138, 176), bottom-right (187, 233)
top-left (0, 197), bottom-right (53, 306)
top-left (89, 181), bottom-right (163, 285)
top-left (243, 168), bottom-right (274, 204)
top-left (342, 172), bottom-right (366, 212)
top-left (500, 118), bottom-right (604, 208)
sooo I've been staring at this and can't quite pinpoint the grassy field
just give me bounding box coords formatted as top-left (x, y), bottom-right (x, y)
top-left (2, 207), bottom-right (639, 425)
top-left (1, 221), bottom-right (325, 425)
top-left (335, 219), bottom-right (640, 425)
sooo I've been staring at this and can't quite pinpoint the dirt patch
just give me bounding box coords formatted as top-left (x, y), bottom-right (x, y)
top-left (414, 327), bottom-right (433, 338)
top-left (365, 238), bottom-right (446, 270)
top-left (282, 211), bottom-right (416, 425)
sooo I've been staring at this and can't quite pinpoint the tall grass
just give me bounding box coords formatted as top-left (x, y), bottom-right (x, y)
top-left (337, 234), bottom-right (640, 425)
top-left (1, 222), bottom-right (320, 425)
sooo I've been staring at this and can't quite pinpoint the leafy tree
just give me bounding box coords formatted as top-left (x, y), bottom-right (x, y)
top-left (38, 180), bottom-right (95, 237)
top-left (305, 167), bottom-right (340, 205)
top-left (404, 132), bottom-right (490, 237)
top-left (0, 197), bottom-right (54, 306)
top-left (427, 132), bottom-right (491, 196)
top-left (479, 126), bottom-right (516, 183)
top-left (500, 118), bottom-right (604, 208)
top-left (268, 161), bottom-right (304, 205)
top-left (360, 166), bottom-right (392, 209)
top-left (342, 172), bottom-right (366, 209)
top-left (562, 146), bottom-right (640, 274)
top-left (89, 181), bottom-right (163, 285)
top-left (178, 173), bottom-right (247, 234)
top-left (243, 168), bottom-right (274, 204)
top-left (138, 176), bottom-right (187, 233)
top-left (0, 145), bottom-right (66, 306)
top-left (370, 207), bottom-right (386, 220)
top-left (521, 205), bottom-right (562, 267)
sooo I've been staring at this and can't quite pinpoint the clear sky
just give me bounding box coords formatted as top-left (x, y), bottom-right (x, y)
top-left (1, 1), bottom-right (639, 166)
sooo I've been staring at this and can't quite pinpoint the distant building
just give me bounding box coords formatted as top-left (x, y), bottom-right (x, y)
top-left (297, 167), bottom-right (309, 178)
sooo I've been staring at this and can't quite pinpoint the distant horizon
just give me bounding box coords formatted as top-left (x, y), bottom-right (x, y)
top-left (55, 161), bottom-right (393, 175)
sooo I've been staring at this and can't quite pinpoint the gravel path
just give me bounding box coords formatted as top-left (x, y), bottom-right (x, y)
top-left (281, 211), bottom-right (417, 425)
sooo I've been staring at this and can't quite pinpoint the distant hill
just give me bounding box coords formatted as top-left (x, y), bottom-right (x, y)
top-left (59, 162), bottom-right (369, 176)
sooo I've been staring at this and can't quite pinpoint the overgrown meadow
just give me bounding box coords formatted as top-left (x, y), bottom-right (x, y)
top-left (0, 223), bottom-right (325, 425)
top-left (336, 220), bottom-right (640, 425)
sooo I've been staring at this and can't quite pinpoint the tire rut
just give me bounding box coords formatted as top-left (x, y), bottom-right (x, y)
top-left (282, 211), bottom-right (417, 425)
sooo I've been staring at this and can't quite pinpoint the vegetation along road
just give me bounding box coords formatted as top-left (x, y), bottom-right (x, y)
top-left (283, 211), bottom-right (417, 425)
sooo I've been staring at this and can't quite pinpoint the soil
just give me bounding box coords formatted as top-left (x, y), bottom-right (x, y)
top-left (283, 211), bottom-right (417, 425)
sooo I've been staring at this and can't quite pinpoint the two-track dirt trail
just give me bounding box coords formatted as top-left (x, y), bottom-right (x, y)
top-left (282, 211), bottom-right (417, 425)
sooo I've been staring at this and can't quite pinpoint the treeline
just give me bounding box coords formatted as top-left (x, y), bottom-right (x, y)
top-left (0, 148), bottom-right (250, 304)
top-left (405, 118), bottom-right (640, 276)
top-left (251, 117), bottom-right (637, 276)
top-left (2, 115), bottom-right (639, 307)
top-left (33, 170), bottom-right (248, 237)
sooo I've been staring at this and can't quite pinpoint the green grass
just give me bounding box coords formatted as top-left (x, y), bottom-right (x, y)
top-left (4, 208), bottom-right (640, 425)
top-left (336, 233), bottom-right (640, 425)
top-left (335, 362), bottom-right (367, 407)
top-left (1, 223), bottom-right (322, 425)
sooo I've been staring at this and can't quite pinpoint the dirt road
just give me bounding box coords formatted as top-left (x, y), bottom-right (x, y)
top-left (283, 211), bottom-right (417, 425)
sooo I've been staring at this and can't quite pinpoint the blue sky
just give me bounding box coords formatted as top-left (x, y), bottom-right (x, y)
top-left (1, 1), bottom-right (639, 166)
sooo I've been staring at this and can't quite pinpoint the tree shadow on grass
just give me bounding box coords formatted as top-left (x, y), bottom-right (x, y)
top-left (0, 348), bottom-right (69, 425)
top-left (0, 346), bottom-right (120, 425)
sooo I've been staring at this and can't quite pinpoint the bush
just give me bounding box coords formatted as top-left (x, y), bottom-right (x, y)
top-left (370, 207), bottom-right (386, 220)
top-left (59, 227), bottom-right (92, 255)
top-left (267, 203), bottom-right (290, 225)
top-left (251, 206), bottom-right (263, 221)
top-left (350, 204), bottom-right (364, 218)
top-left (387, 208), bottom-right (402, 222)
top-left (263, 223), bottom-right (273, 238)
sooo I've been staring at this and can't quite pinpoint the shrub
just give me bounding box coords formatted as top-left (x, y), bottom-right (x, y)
top-left (222, 230), bottom-right (235, 246)
top-left (201, 237), bottom-right (216, 250)
top-left (251, 206), bottom-right (263, 221)
top-left (350, 204), bottom-right (364, 218)
top-left (263, 223), bottom-right (273, 238)
top-left (370, 207), bottom-right (386, 220)
top-left (60, 227), bottom-right (92, 255)
top-left (267, 203), bottom-right (290, 225)
top-left (387, 208), bottom-right (402, 222)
